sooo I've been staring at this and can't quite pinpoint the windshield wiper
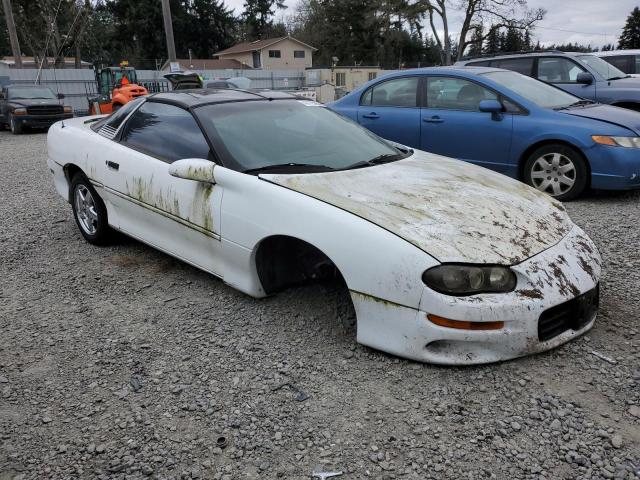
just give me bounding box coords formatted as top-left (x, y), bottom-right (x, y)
top-left (555, 99), bottom-right (595, 110)
top-left (343, 153), bottom-right (403, 170)
top-left (243, 163), bottom-right (335, 174)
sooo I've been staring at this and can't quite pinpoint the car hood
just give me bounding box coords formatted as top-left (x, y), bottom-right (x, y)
top-left (9, 98), bottom-right (60, 107)
top-left (561, 103), bottom-right (640, 134)
top-left (262, 151), bottom-right (573, 265)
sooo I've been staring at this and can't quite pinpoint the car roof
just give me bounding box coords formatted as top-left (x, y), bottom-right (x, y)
top-left (459, 51), bottom-right (595, 63)
top-left (148, 88), bottom-right (296, 108)
top-left (596, 49), bottom-right (640, 56)
top-left (376, 66), bottom-right (505, 78)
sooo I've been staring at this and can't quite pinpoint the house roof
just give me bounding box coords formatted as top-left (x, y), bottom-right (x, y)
top-left (161, 58), bottom-right (251, 71)
top-left (215, 36), bottom-right (317, 56)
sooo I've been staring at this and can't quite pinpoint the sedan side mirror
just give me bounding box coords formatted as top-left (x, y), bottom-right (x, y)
top-left (479, 99), bottom-right (504, 120)
top-left (576, 72), bottom-right (594, 85)
top-left (168, 158), bottom-right (216, 184)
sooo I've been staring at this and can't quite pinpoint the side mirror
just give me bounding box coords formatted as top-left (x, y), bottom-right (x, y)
top-left (576, 72), bottom-right (594, 85)
top-left (479, 99), bottom-right (503, 113)
top-left (168, 158), bottom-right (216, 183)
top-left (57, 93), bottom-right (65, 99)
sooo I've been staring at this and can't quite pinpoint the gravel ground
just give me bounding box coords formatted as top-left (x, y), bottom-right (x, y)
top-left (1, 130), bottom-right (639, 480)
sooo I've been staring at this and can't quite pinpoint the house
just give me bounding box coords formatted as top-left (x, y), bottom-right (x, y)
top-left (0, 56), bottom-right (92, 69)
top-left (160, 58), bottom-right (250, 72)
top-left (213, 36), bottom-right (316, 70)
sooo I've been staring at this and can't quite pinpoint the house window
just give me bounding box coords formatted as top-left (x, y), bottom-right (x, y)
top-left (335, 72), bottom-right (346, 87)
top-left (368, 72), bottom-right (377, 81)
top-left (268, 50), bottom-right (281, 58)
top-left (294, 50), bottom-right (305, 59)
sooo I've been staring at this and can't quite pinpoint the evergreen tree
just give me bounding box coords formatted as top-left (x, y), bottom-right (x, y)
top-left (619, 7), bottom-right (640, 49)
top-left (241, 0), bottom-right (286, 41)
top-left (483, 27), bottom-right (500, 55)
top-left (467, 25), bottom-right (484, 57)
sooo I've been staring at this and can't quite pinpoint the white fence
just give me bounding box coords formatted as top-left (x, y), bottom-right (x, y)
top-left (0, 66), bottom-right (306, 115)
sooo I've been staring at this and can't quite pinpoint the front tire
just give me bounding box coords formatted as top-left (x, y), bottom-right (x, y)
top-left (9, 115), bottom-right (22, 134)
top-left (523, 144), bottom-right (588, 201)
top-left (70, 173), bottom-right (112, 245)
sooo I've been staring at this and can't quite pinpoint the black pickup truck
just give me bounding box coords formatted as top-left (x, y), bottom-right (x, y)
top-left (0, 85), bottom-right (73, 134)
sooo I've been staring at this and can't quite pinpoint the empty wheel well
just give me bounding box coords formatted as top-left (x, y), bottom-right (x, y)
top-left (611, 102), bottom-right (640, 112)
top-left (255, 235), bottom-right (345, 295)
top-left (518, 140), bottom-right (591, 184)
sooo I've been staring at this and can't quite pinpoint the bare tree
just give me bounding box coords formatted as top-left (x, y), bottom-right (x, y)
top-left (415, 0), bottom-right (545, 64)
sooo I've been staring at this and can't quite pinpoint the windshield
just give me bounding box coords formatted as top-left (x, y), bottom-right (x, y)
top-left (194, 100), bottom-right (402, 172)
top-left (578, 55), bottom-right (626, 80)
top-left (8, 86), bottom-right (56, 100)
top-left (483, 71), bottom-right (580, 109)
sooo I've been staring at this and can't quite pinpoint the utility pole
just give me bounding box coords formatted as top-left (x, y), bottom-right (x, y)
top-left (2, 0), bottom-right (22, 68)
top-left (160, 0), bottom-right (176, 62)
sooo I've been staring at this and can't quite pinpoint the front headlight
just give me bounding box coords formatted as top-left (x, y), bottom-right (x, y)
top-left (63, 106), bottom-right (73, 114)
top-left (13, 107), bottom-right (26, 115)
top-left (422, 264), bottom-right (516, 296)
top-left (592, 135), bottom-right (640, 148)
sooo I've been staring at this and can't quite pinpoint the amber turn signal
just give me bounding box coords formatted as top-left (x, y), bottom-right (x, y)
top-left (591, 135), bottom-right (617, 146)
top-left (427, 314), bottom-right (504, 331)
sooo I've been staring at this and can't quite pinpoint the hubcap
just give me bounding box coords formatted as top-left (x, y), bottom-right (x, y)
top-left (530, 153), bottom-right (576, 197)
top-left (74, 184), bottom-right (98, 235)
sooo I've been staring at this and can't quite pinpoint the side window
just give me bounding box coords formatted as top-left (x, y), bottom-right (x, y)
top-left (426, 77), bottom-right (497, 111)
top-left (120, 102), bottom-right (211, 163)
top-left (604, 55), bottom-right (633, 74)
top-left (91, 97), bottom-right (144, 133)
top-left (537, 58), bottom-right (586, 83)
top-left (363, 77), bottom-right (418, 107)
top-left (492, 58), bottom-right (534, 76)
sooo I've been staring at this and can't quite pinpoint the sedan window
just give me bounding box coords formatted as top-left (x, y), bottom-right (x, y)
top-left (483, 71), bottom-right (579, 109)
top-left (426, 77), bottom-right (497, 111)
top-left (120, 102), bottom-right (211, 163)
top-left (361, 77), bottom-right (419, 107)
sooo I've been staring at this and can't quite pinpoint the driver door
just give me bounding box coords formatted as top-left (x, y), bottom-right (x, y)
top-left (100, 101), bottom-right (223, 275)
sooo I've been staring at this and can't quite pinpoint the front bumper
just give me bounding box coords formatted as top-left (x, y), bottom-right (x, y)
top-left (352, 226), bottom-right (601, 365)
top-left (588, 144), bottom-right (640, 190)
top-left (14, 113), bottom-right (74, 129)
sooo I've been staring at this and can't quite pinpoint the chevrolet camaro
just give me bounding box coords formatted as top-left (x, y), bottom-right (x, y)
top-left (47, 90), bottom-right (601, 365)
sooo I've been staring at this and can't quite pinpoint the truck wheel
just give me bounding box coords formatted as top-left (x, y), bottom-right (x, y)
top-left (71, 173), bottom-right (113, 245)
top-left (9, 115), bottom-right (22, 134)
top-left (524, 144), bottom-right (588, 201)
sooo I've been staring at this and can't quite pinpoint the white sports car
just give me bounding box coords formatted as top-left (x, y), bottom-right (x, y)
top-left (47, 90), bottom-right (601, 365)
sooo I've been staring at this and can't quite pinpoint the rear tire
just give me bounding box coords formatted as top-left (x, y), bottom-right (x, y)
top-left (9, 115), bottom-right (22, 134)
top-left (70, 173), bottom-right (113, 245)
top-left (523, 144), bottom-right (588, 201)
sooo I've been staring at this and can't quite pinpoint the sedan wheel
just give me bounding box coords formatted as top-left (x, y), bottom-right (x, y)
top-left (74, 184), bottom-right (99, 235)
top-left (71, 173), bottom-right (112, 245)
top-left (524, 145), bottom-right (587, 201)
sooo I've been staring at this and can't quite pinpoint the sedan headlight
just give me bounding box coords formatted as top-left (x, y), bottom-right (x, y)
top-left (592, 135), bottom-right (640, 148)
top-left (422, 264), bottom-right (516, 296)
top-left (13, 107), bottom-right (26, 115)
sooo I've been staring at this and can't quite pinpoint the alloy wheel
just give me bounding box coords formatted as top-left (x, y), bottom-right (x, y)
top-left (74, 184), bottom-right (99, 235)
top-left (530, 153), bottom-right (576, 197)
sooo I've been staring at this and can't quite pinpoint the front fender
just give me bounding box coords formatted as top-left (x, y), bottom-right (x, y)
top-left (213, 166), bottom-right (438, 309)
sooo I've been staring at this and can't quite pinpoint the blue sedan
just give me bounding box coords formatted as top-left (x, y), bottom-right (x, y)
top-left (329, 67), bottom-right (640, 200)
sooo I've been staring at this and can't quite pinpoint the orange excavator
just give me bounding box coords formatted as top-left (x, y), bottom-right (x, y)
top-left (88, 62), bottom-right (148, 115)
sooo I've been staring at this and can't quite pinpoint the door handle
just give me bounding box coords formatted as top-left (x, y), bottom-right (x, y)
top-left (106, 160), bottom-right (119, 171)
top-left (362, 113), bottom-right (380, 119)
top-left (423, 116), bottom-right (444, 123)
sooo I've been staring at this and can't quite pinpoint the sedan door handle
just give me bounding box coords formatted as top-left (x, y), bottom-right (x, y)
top-left (423, 116), bottom-right (444, 124)
top-left (362, 113), bottom-right (380, 119)
top-left (106, 160), bottom-right (119, 171)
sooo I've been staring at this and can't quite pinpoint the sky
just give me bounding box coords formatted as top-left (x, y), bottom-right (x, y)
top-left (223, 0), bottom-right (638, 49)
